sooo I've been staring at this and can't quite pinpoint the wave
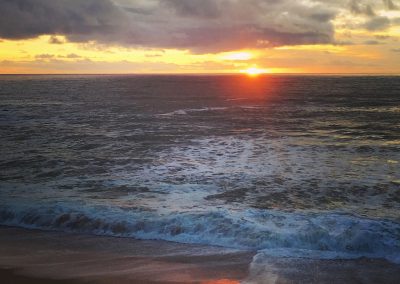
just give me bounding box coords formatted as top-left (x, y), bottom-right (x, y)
top-left (158, 107), bottom-right (228, 116)
top-left (1, 202), bottom-right (399, 264)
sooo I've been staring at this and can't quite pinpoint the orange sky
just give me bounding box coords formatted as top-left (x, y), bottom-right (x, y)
top-left (0, 0), bottom-right (399, 74)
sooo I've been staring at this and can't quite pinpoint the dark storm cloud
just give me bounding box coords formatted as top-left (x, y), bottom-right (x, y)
top-left (161, 0), bottom-right (221, 18)
top-left (0, 0), bottom-right (128, 40)
top-left (160, 0), bottom-right (338, 50)
top-left (0, 0), bottom-right (392, 53)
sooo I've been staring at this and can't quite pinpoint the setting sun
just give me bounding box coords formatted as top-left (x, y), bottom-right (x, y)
top-left (241, 67), bottom-right (269, 76)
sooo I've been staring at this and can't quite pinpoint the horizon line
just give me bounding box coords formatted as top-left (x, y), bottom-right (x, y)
top-left (0, 72), bottom-right (399, 76)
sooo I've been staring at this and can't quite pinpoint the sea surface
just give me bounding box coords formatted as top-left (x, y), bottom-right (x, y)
top-left (0, 75), bottom-right (399, 265)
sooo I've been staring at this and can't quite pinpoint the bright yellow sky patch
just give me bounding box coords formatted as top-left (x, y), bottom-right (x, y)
top-left (221, 52), bottom-right (253, 61)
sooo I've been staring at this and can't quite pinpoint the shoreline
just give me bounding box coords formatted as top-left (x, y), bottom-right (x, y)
top-left (1, 226), bottom-right (400, 283)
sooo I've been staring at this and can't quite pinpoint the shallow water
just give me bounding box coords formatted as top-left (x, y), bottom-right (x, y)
top-left (0, 75), bottom-right (399, 264)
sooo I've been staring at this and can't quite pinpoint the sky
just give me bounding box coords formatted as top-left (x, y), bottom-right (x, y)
top-left (0, 0), bottom-right (399, 74)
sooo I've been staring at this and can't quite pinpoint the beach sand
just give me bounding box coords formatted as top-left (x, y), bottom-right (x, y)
top-left (0, 226), bottom-right (252, 284)
top-left (0, 226), bottom-right (400, 284)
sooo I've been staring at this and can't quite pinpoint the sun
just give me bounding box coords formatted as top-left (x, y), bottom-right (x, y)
top-left (240, 67), bottom-right (269, 76)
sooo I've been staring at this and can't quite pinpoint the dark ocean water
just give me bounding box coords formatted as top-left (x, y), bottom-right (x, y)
top-left (0, 75), bottom-right (399, 263)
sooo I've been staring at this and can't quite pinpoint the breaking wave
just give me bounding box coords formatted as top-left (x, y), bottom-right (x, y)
top-left (1, 202), bottom-right (399, 264)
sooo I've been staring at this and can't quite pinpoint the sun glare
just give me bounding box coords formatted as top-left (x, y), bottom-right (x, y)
top-left (241, 67), bottom-right (268, 76)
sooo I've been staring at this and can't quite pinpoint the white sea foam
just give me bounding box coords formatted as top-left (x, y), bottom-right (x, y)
top-left (1, 201), bottom-right (399, 264)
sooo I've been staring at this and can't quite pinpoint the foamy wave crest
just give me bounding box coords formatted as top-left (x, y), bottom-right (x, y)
top-left (1, 203), bottom-right (399, 263)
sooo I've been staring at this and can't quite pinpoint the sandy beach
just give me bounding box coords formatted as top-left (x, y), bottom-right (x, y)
top-left (0, 226), bottom-right (253, 283)
top-left (1, 226), bottom-right (400, 283)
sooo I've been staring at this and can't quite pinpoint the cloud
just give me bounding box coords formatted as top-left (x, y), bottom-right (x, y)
top-left (382, 0), bottom-right (398, 10)
top-left (0, 0), bottom-right (341, 52)
top-left (363, 40), bottom-right (382, 45)
top-left (0, 0), bottom-right (129, 40)
top-left (375, 35), bottom-right (392, 40)
top-left (0, 0), bottom-right (397, 53)
top-left (64, 53), bottom-right (82, 59)
top-left (35, 53), bottom-right (83, 60)
top-left (349, 0), bottom-right (376, 16)
top-left (161, 0), bottom-right (221, 18)
top-left (35, 53), bottom-right (55, 59)
top-left (48, 36), bottom-right (65, 44)
top-left (0, 58), bottom-right (193, 74)
top-left (364, 16), bottom-right (391, 30)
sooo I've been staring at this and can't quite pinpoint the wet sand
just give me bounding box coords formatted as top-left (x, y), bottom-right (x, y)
top-left (0, 226), bottom-right (253, 283)
top-left (1, 226), bottom-right (400, 284)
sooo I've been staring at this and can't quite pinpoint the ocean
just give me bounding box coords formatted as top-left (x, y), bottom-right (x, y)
top-left (0, 75), bottom-right (399, 267)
